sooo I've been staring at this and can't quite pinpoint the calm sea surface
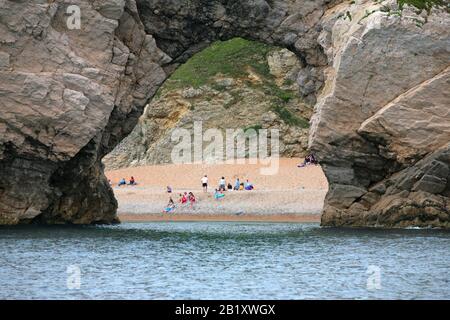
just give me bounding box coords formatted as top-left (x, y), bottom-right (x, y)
top-left (0, 222), bottom-right (449, 299)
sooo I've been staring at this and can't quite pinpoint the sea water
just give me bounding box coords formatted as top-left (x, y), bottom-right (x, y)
top-left (0, 222), bottom-right (449, 299)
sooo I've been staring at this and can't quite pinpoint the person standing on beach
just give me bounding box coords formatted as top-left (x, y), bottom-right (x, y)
top-left (201, 175), bottom-right (208, 192)
top-left (219, 177), bottom-right (226, 191)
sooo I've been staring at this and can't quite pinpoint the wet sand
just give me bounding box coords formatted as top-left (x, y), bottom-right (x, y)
top-left (119, 213), bottom-right (321, 223)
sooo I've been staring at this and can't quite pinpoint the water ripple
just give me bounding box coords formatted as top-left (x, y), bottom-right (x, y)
top-left (0, 222), bottom-right (449, 299)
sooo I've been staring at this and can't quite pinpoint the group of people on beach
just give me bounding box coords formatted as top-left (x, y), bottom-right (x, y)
top-left (163, 191), bottom-right (197, 213)
top-left (116, 176), bottom-right (137, 186)
top-left (297, 153), bottom-right (318, 167)
top-left (162, 174), bottom-right (255, 213)
top-left (202, 175), bottom-right (255, 201)
top-left (213, 175), bottom-right (257, 203)
top-left (201, 175), bottom-right (254, 193)
top-left (115, 154), bottom-right (318, 214)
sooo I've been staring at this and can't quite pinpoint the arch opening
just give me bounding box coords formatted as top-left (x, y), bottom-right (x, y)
top-left (103, 37), bottom-right (329, 220)
top-left (0, 0), bottom-right (448, 228)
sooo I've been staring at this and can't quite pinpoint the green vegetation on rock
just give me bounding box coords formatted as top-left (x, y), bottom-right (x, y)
top-left (272, 105), bottom-right (310, 128)
top-left (165, 38), bottom-right (274, 90)
top-left (397, 0), bottom-right (449, 13)
top-left (265, 84), bottom-right (295, 103)
top-left (161, 37), bottom-right (309, 128)
top-left (244, 124), bottom-right (263, 132)
top-left (104, 37), bottom-right (314, 169)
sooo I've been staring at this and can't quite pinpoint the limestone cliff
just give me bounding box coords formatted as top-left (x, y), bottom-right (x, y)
top-left (310, 1), bottom-right (450, 227)
top-left (0, 0), bottom-right (167, 224)
top-left (0, 0), bottom-right (449, 227)
top-left (103, 40), bottom-right (312, 169)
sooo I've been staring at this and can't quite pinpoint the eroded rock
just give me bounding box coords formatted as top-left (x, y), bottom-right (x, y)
top-left (103, 45), bottom-right (313, 169)
top-left (311, 1), bottom-right (450, 228)
top-left (0, 0), bottom-right (448, 228)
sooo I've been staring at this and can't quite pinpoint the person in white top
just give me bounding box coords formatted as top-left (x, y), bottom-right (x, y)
top-left (219, 177), bottom-right (226, 191)
top-left (201, 175), bottom-right (208, 192)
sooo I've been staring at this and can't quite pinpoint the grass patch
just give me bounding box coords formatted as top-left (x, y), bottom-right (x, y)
top-left (261, 83), bottom-right (295, 102)
top-left (244, 124), bottom-right (263, 132)
top-left (272, 105), bottom-right (310, 128)
top-left (397, 0), bottom-right (449, 13)
top-left (153, 87), bottom-right (163, 99)
top-left (283, 78), bottom-right (295, 87)
top-left (165, 38), bottom-right (275, 90)
top-left (152, 37), bottom-right (312, 131)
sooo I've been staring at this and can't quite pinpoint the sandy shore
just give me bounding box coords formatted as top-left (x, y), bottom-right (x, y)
top-left (119, 213), bottom-right (321, 223)
top-left (105, 158), bottom-right (328, 221)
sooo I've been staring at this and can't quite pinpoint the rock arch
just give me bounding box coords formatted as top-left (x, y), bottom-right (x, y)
top-left (0, 0), bottom-right (448, 227)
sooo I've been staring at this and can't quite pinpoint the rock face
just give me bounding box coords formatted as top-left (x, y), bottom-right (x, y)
top-left (310, 1), bottom-right (450, 228)
top-left (104, 42), bottom-right (312, 169)
top-left (0, 0), bottom-right (449, 227)
top-left (0, 0), bottom-right (167, 224)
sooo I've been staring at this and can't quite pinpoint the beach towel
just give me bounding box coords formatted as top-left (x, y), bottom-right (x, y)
top-left (164, 206), bottom-right (175, 213)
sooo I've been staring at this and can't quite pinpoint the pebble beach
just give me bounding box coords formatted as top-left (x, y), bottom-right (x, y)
top-left (105, 158), bottom-right (328, 222)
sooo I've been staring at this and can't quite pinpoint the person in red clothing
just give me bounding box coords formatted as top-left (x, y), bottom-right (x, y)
top-left (129, 176), bottom-right (136, 185)
top-left (188, 192), bottom-right (196, 208)
top-left (179, 192), bottom-right (188, 205)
